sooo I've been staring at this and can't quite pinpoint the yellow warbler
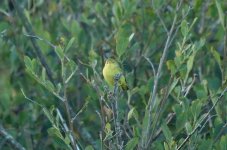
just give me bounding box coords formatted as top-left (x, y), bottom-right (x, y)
top-left (102, 58), bottom-right (129, 90)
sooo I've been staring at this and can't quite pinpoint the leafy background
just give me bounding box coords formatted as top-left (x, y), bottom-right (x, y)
top-left (0, 0), bottom-right (227, 150)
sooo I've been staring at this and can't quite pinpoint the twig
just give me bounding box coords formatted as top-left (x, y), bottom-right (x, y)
top-left (11, 0), bottom-right (56, 86)
top-left (61, 60), bottom-right (77, 150)
top-left (0, 124), bottom-right (26, 150)
top-left (21, 89), bottom-right (43, 107)
top-left (183, 74), bottom-right (197, 97)
top-left (71, 101), bottom-right (88, 122)
top-left (143, 0), bottom-right (182, 147)
top-left (143, 56), bottom-right (156, 76)
top-left (56, 109), bottom-right (80, 150)
top-left (177, 87), bottom-right (227, 150)
top-left (23, 34), bottom-right (56, 48)
top-left (21, 89), bottom-right (81, 149)
top-left (198, 114), bottom-right (217, 133)
top-left (79, 72), bottom-right (106, 148)
top-left (152, 0), bottom-right (168, 34)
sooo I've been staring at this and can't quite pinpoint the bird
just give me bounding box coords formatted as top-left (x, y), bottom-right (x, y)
top-left (102, 58), bottom-right (129, 91)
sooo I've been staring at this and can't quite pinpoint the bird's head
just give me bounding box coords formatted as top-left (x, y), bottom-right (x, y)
top-left (105, 58), bottom-right (117, 65)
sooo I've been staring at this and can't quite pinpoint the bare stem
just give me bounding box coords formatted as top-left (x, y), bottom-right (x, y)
top-left (0, 124), bottom-right (26, 150)
top-left (142, 1), bottom-right (184, 148)
top-left (143, 11), bottom-right (178, 149)
top-left (61, 60), bottom-right (77, 150)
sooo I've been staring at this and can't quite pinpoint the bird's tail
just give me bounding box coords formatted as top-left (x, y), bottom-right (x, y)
top-left (121, 83), bottom-right (129, 91)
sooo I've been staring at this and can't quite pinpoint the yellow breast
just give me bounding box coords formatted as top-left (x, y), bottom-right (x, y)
top-left (102, 60), bottom-right (128, 90)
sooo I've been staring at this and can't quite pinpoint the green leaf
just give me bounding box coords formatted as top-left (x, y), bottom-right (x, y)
top-left (105, 123), bottom-right (112, 133)
top-left (71, 20), bottom-right (81, 36)
top-left (24, 56), bottom-right (33, 71)
top-left (198, 139), bottom-right (212, 150)
top-left (220, 135), bottom-right (227, 150)
top-left (186, 54), bottom-right (195, 77)
top-left (95, 2), bottom-right (102, 13)
top-left (112, 1), bottom-right (122, 22)
top-left (215, 0), bottom-right (225, 30)
top-left (211, 47), bottom-right (221, 69)
top-left (161, 122), bottom-right (172, 142)
top-left (142, 109), bottom-right (149, 135)
top-left (85, 145), bottom-right (94, 150)
top-left (191, 100), bottom-right (202, 121)
top-left (24, 9), bottom-right (31, 24)
top-left (31, 59), bottom-right (38, 73)
top-left (123, 0), bottom-right (137, 17)
top-left (65, 37), bottom-right (75, 52)
top-left (57, 83), bottom-right (62, 94)
top-left (127, 107), bottom-right (135, 120)
top-left (166, 60), bottom-right (176, 75)
top-left (64, 135), bottom-right (71, 145)
top-left (164, 142), bottom-right (170, 150)
top-left (48, 127), bottom-right (63, 139)
top-left (194, 39), bottom-right (205, 51)
top-left (43, 107), bottom-right (54, 124)
top-left (189, 18), bottom-right (198, 31)
top-left (153, 0), bottom-right (164, 10)
top-left (104, 123), bottom-right (113, 141)
top-left (125, 137), bottom-right (138, 150)
top-left (181, 20), bottom-right (189, 37)
top-left (116, 24), bottom-right (132, 57)
top-left (55, 46), bottom-right (64, 60)
top-left (168, 78), bottom-right (179, 95)
top-left (45, 80), bottom-right (55, 92)
top-left (185, 122), bottom-right (192, 134)
top-left (0, 21), bottom-right (9, 32)
top-left (193, 84), bottom-right (208, 99)
top-left (41, 67), bottom-right (46, 82)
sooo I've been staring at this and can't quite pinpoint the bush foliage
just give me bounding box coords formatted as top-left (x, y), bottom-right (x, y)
top-left (0, 0), bottom-right (227, 150)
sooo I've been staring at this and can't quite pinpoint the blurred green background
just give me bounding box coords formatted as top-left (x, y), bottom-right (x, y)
top-left (0, 0), bottom-right (227, 149)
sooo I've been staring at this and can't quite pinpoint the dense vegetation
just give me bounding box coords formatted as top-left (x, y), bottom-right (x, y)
top-left (0, 0), bottom-right (227, 149)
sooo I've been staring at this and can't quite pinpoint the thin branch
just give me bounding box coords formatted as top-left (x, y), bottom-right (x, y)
top-left (177, 87), bottom-right (227, 150)
top-left (11, 0), bottom-right (56, 86)
top-left (0, 124), bottom-right (26, 150)
top-left (56, 109), bottom-right (80, 150)
top-left (143, 55), bottom-right (156, 76)
top-left (143, 6), bottom-right (178, 149)
top-left (71, 101), bottom-right (88, 122)
top-left (142, 1), bottom-right (184, 148)
top-left (152, 0), bottom-right (168, 34)
top-left (198, 114), bottom-right (217, 133)
top-left (61, 59), bottom-right (77, 150)
top-left (183, 74), bottom-right (197, 97)
top-left (23, 34), bottom-right (56, 48)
